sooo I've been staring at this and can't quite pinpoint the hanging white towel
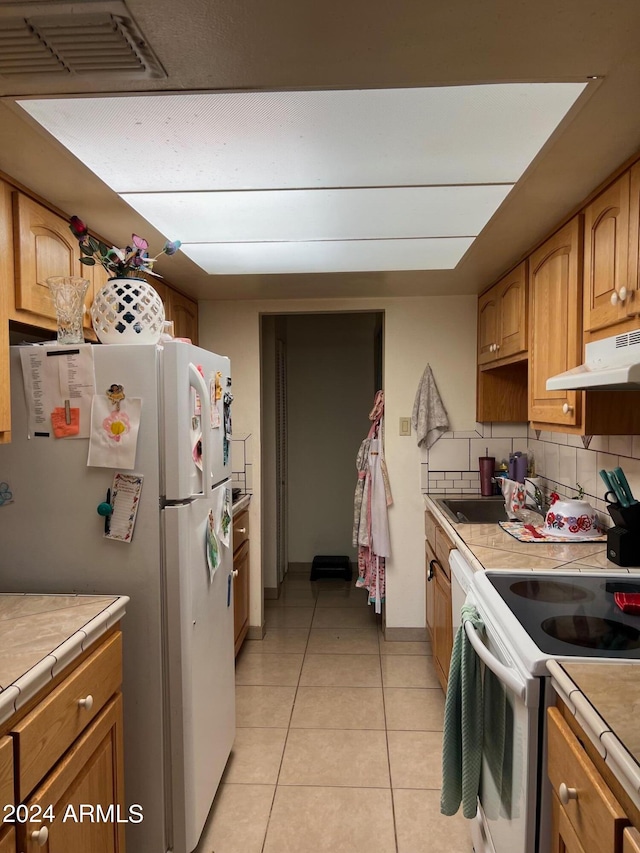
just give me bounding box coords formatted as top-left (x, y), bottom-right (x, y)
top-left (411, 364), bottom-right (450, 449)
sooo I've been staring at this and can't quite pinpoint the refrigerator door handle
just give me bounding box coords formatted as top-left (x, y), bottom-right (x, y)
top-left (189, 363), bottom-right (213, 496)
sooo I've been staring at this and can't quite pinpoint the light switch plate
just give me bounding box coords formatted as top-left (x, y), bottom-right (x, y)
top-left (399, 417), bottom-right (411, 436)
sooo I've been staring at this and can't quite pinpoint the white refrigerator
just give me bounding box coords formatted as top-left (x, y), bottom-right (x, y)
top-left (0, 340), bottom-right (236, 853)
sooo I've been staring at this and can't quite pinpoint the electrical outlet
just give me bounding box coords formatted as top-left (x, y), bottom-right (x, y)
top-left (399, 417), bottom-right (411, 436)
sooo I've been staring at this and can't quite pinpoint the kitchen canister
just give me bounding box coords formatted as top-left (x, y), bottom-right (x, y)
top-left (509, 452), bottom-right (527, 483)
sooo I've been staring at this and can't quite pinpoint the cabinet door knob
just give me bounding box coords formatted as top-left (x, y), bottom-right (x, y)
top-left (78, 694), bottom-right (94, 711)
top-left (611, 290), bottom-right (619, 306)
top-left (562, 403), bottom-right (573, 415)
top-left (495, 343), bottom-right (500, 351)
top-left (619, 286), bottom-right (628, 302)
top-left (232, 569), bottom-right (239, 578)
top-left (236, 527), bottom-right (247, 534)
top-left (31, 826), bottom-right (49, 846)
top-left (558, 782), bottom-right (577, 805)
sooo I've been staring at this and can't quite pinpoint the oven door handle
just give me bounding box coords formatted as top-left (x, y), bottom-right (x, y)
top-left (463, 619), bottom-right (532, 706)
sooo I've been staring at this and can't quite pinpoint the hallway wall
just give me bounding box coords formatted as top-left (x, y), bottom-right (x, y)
top-left (199, 294), bottom-right (477, 634)
top-left (286, 313), bottom-right (377, 564)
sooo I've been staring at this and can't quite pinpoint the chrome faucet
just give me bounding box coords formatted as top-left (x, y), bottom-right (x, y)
top-left (524, 478), bottom-right (547, 515)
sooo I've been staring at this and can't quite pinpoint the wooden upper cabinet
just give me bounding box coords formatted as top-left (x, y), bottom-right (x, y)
top-left (583, 172), bottom-right (631, 332)
top-left (529, 216), bottom-right (583, 427)
top-left (150, 278), bottom-right (170, 319)
top-left (168, 289), bottom-right (198, 345)
top-left (478, 262), bottom-right (528, 366)
top-left (627, 161), bottom-right (640, 321)
top-left (478, 288), bottom-right (499, 365)
top-left (498, 262), bottom-right (528, 359)
top-left (12, 192), bottom-right (83, 323)
top-left (0, 181), bottom-right (12, 443)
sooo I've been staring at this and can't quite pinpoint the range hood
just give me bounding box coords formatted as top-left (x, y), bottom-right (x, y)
top-left (546, 329), bottom-right (640, 391)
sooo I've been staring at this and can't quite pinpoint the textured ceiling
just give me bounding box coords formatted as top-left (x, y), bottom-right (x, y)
top-left (0, 0), bottom-right (640, 299)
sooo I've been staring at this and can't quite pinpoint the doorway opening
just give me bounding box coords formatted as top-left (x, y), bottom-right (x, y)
top-left (260, 311), bottom-right (384, 600)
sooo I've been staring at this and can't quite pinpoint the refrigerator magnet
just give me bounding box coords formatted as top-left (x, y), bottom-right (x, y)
top-left (104, 472), bottom-right (143, 543)
top-left (206, 509), bottom-right (220, 581)
top-left (210, 376), bottom-right (221, 429)
top-left (87, 396), bottom-right (142, 470)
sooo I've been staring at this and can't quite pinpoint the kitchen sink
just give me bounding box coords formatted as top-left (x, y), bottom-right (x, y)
top-left (435, 497), bottom-right (509, 524)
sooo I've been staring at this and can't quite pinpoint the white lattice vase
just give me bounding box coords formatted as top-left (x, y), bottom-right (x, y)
top-left (91, 277), bottom-right (165, 345)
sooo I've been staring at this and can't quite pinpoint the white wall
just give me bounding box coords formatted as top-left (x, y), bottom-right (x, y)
top-left (199, 295), bottom-right (477, 631)
top-left (286, 312), bottom-right (377, 563)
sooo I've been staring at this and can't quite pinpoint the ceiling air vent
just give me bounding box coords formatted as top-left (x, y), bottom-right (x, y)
top-left (0, 2), bottom-right (166, 80)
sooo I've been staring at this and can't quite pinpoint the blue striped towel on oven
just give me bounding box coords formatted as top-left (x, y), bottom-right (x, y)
top-left (440, 604), bottom-right (484, 819)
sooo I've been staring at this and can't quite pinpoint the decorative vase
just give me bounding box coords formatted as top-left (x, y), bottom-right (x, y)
top-left (46, 276), bottom-right (90, 345)
top-left (90, 277), bottom-right (165, 345)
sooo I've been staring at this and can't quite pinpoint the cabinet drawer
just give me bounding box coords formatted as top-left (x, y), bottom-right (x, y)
top-left (12, 631), bottom-right (122, 801)
top-left (0, 737), bottom-right (13, 827)
top-left (19, 694), bottom-right (125, 853)
top-left (547, 706), bottom-right (628, 853)
top-left (233, 510), bottom-right (249, 553)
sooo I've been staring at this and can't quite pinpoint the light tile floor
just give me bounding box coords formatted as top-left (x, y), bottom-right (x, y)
top-left (195, 568), bottom-right (472, 853)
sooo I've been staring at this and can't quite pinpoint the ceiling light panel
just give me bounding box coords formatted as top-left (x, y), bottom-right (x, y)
top-left (179, 238), bottom-right (475, 275)
top-left (121, 185), bottom-right (512, 242)
top-left (18, 83), bottom-right (586, 191)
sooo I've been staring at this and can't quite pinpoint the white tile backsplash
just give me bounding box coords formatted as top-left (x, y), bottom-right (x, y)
top-left (609, 435), bottom-right (633, 457)
top-left (596, 452), bottom-right (620, 500)
top-left (491, 422), bottom-right (529, 438)
top-left (469, 438), bottom-right (513, 467)
top-left (422, 422), bottom-right (640, 507)
top-left (576, 448), bottom-right (598, 498)
top-left (543, 442), bottom-right (560, 482)
top-left (589, 435), bottom-right (609, 453)
top-left (621, 456), bottom-right (640, 504)
top-left (551, 432), bottom-right (569, 445)
top-left (558, 445), bottom-right (577, 488)
top-left (428, 437), bottom-right (470, 471)
top-left (566, 434), bottom-right (583, 448)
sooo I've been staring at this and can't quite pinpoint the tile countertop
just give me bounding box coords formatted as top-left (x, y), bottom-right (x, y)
top-left (0, 593), bottom-right (129, 726)
top-left (423, 494), bottom-right (640, 573)
top-left (232, 493), bottom-right (251, 515)
top-left (548, 659), bottom-right (640, 813)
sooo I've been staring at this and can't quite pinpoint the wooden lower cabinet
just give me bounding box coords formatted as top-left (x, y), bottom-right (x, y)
top-left (425, 510), bottom-right (453, 692)
top-left (0, 828), bottom-right (15, 853)
top-left (547, 706), bottom-right (630, 853)
top-left (0, 630), bottom-right (126, 853)
top-left (233, 508), bottom-right (250, 655)
top-left (551, 792), bottom-right (588, 853)
top-left (624, 827), bottom-right (640, 853)
top-left (19, 695), bottom-right (125, 853)
top-left (233, 541), bottom-right (250, 655)
top-left (432, 560), bottom-right (452, 691)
